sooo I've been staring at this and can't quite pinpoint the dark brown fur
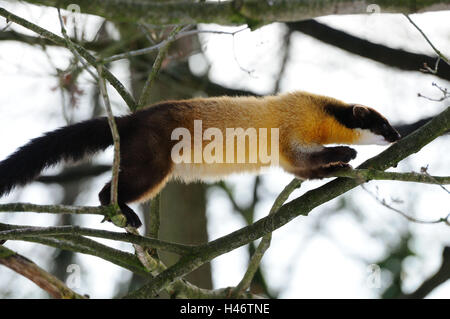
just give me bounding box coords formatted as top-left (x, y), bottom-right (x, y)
top-left (282, 145), bottom-right (357, 179)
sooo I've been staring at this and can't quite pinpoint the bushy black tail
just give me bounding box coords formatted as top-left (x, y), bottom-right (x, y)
top-left (0, 117), bottom-right (116, 197)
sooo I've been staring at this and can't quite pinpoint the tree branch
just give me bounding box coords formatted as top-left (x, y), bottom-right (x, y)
top-left (162, 63), bottom-right (262, 97)
top-left (137, 25), bottom-right (185, 109)
top-left (0, 203), bottom-right (108, 215)
top-left (97, 65), bottom-right (121, 206)
top-left (0, 203), bottom-right (127, 227)
top-left (0, 225), bottom-right (195, 255)
top-left (148, 195), bottom-right (161, 242)
top-left (20, 0), bottom-right (450, 27)
top-left (399, 246), bottom-right (450, 298)
top-left (0, 7), bottom-right (137, 109)
top-left (0, 245), bottom-right (86, 299)
top-left (404, 14), bottom-right (449, 66)
top-left (57, 8), bottom-right (98, 80)
top-left (232, 178), bottom-right (303, 296)
top-left (287, 20), bottom-right (450, 82)
top-left (334, 169), bottom-right (450, 185)
top-left (361, 184), bottom-right (449, 225)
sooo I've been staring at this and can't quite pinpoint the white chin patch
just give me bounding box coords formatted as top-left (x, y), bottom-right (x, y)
top-left (355, 129), bottom-right (389, 145)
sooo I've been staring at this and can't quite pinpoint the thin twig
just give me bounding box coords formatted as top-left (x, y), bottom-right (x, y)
top-left (419, 57), bottom-right (441, 75)
top-left (101, 27), bottom-right (248, 65)
top-left (0, 225), bottom-right (194, 255)
top-left (418, 82), bottom-right (450, 102)
top-left (273, 28), bottom-right (293, 94)
top-left (0, 7), bottom-right (137, 110)
top-left (232, 178), bottom-right (302, 296)
top-left (97, 65), bottom-right (120, 205)
top-left (57, 8), bottom-right (97, 80)
top-left (404, 14), bottom-right (449, 66)
top-left (420, 165), bottom-right (450, 194)
top-left (126, 225), bottom-right (165, 274)
top-left (137, 25), bottom-right (185, 109)
top-left (361, 185), bottom-right (449, 225)
top-left (217, 177), bottom-right (275, 297)
top-left (231, 32), bottom-right (255, 76)
top-left (333, 168), bottom-right (450, 185)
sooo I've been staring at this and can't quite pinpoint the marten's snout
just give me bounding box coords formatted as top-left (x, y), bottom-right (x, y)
top-left (349, 105), bottom-right (402, 145)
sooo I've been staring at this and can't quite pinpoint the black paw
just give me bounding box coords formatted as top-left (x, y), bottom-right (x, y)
top-left (332, 146), bottom-right (357, 163)
top-left (119, 204), bottom-right (143, 228)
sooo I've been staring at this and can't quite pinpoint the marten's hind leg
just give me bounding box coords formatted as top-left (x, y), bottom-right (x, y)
top-left (99, 182), bottom-right (141, 228)
top-left (99, 159), bottom-right (173, 228)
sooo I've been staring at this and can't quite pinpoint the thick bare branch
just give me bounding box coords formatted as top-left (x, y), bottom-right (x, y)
top-left (20, 0), bottom-right (450, 27)
top-left (400, 246), bottom-right (450, 298)
top-left (288, 20), bottom-right (450, 82)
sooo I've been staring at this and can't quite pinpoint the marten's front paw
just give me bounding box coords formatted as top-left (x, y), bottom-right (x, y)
top-left (332, 146), bottom-right (357, 163)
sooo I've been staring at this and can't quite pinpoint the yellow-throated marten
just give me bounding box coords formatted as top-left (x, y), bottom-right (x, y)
top-left (0, 91), bottom-right (401, 227)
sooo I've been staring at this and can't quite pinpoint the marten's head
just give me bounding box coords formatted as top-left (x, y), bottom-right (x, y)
top-left (325, 104), bottom-right (401, 145)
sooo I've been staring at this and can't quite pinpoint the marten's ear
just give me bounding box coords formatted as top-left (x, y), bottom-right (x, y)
top-left (352, 105), bottom-right (371, 119)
